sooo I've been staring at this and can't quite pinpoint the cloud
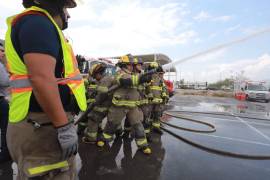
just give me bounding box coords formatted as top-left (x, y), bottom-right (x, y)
top-left (240, 26), bottom-right (270, 36)
top-left (66, 0), bottom-right (196, 56)
top-left (204, 54), bottom-right (270, 82)
top-left (226, 24), bottom-right (241, 33)
top-left (213, 15), bottom-right (232, 22)
top-left (0, 0), bottom-right (22, 11)
top-left (193, 11), bottom-right (232, 22)
top-left (193, 11), bottom-right (211, 21)
top-left (0, 0), bottom-right (196, 56)
top-left (242, 54), bottom-right (270, 80)
top-left (197, 49), bottom-right (227, 62)
top-left (0, 0), bottom-right (24, 39)
top-left (179, 53), bottom-right (270, 83)
top-left (193, 38), bottom-right (202, 44)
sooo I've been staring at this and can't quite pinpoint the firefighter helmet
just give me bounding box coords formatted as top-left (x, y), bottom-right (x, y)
top-left (147, 62), bottom-right (159, 71)
top-left (23, 0), bottom-right (78, 8)
top-left (89, 63), bottom-right (106, 77)
top-left (116, 54), bottom-right (134, 66)
top-left (65, 0), bottom-right (77, 8)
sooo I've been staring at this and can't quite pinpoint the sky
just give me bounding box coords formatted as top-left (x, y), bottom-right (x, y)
top-left (1, 0), bottom-right (270, 83)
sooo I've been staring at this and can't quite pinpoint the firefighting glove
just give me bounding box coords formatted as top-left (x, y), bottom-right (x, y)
top-left (57, 122), bottom-right (78, 160)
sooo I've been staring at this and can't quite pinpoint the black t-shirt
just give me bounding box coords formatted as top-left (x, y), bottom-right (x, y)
top-left (11, 14), bottom-right (75, 112)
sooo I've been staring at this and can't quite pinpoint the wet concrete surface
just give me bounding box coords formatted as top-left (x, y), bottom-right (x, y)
top-left (170, 95), bottom-right (270, 119)
top-left (78, 134), bottom-right (165, 180)
top-left (1, 95), bottom-right (270, 179)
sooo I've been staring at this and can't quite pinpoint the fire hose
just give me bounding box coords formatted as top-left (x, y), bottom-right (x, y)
top-left (166, 109), bottom-right (270, 122)
top-left (161, 110), bottom-right (270, 160)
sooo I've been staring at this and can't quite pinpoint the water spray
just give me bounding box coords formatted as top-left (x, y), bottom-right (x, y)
top-left (163, 27), bottom-right (270, 71)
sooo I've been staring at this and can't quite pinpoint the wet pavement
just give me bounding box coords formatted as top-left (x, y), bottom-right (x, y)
top-left (1, 94), bottom-right (270, 179)
top-left (169, 95), bottom-right (270, 118)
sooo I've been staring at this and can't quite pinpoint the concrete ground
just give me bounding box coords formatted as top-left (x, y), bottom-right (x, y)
top-left (1, 93), bottom-right (270, 180)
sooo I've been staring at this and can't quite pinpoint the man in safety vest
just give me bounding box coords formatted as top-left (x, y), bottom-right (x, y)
top-left (82, 63), bottom-right (115, 144)
top-left (97, 54), bottom-right (152, 154)
top-left (5, 0), bottom-right (86, 179)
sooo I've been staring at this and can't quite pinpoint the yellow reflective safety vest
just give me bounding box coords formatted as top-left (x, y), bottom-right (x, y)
top-left (5, 6), bottom-right (87, 123)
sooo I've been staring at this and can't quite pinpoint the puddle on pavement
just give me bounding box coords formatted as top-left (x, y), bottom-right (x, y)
top-left (169, 100), bottom-right (270, 119)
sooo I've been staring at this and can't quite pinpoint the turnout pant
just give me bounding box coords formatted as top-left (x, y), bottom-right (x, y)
top-left (140, 104), bottom-right (152, 134)
top-left (102, 105), bottom-right (148, 148)
top-left (7, 112), bottom-right (77, 180)
top-left (85, 110), bottom-right (107, 141)
top-left (149, 104), bottom-right (165, 129)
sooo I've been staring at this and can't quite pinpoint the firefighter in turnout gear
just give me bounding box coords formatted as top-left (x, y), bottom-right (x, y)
top-left (82, 63), bottom-right (115, 144)
top-left (86, 67), bottom-right (98, 105)
top-left (97, 54), bottom-right (152, 154)
top-left (157, 65), bottom-right (169, 120)
top-left (158, 66), bottom-right (169, 105)
top-left (147, 62), bottom-right (168, 134)
top-left (78, 70), bottom-right (98, 134)
top-left (125, 57), bottom-right (153, 140)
